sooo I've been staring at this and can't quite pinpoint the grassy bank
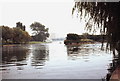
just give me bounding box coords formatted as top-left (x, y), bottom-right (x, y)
top-left (29, 41), bottom-right (45, 44)
top-left (1, 41), bottom-right (48, 46)
top-left (29, 41), bottom-right (51, 44)
top-left (3, 41), bottom-right (51, 45)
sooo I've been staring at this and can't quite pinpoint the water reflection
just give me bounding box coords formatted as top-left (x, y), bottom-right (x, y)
top-left (1, 44), bottom-right (49, 70)
top-left (30, 44), bottom-right (49, 68)
top-left (1, 42), bottom-right (113, 79)
top-left (66, 44), bottom-right (100, 61)
top-left (2, 47), bottom-right (28, 62)
top-left (66, 46), bottom-right (81, 60)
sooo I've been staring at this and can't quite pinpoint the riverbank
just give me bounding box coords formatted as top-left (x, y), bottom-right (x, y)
top-left (1, 41), bottom-right (51, 46)
top-left (29, 41), bottom-right (48, 44)
top-left (110, 66), bottom-right (120, 81)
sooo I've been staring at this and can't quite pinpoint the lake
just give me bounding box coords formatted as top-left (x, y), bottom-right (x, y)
top-left (0, 41), bottom-right (113, 79)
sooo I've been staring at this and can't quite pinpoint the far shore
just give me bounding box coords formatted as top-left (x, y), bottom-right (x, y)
top-left (1, 41), bottom-right (51, 46)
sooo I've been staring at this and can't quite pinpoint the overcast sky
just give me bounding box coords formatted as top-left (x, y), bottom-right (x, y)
top-left (0, 0), bottom-right (88, 38)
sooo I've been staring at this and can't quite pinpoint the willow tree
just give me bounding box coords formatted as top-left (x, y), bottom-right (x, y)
top-left (72, 1), bottom-right (120, 55)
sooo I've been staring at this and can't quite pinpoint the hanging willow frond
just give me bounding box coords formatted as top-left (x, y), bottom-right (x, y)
top-left (72, 1), bottom-right (120, 54)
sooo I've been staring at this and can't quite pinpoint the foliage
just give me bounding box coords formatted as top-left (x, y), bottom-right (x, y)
top-left (66, 33), bottom-right (80, 40)
top-left (1, 26), bottom-right (13, 44)
top-left (64, 33), bottom-right (81, 45)
top-left (79, 34), bottom-right (106, 42)
top-left (12, 27), bottom-right (31, 44)
top-left (64, 33), bottom-right (105, 45)
top-left (30, 22), bottom-right (49, 42)
top-left (64, 40), bottom-right (81, 45)
top-left (72, 1), bottom-right (120, 54)
top-left (1, 25), bottom-right (31, 44)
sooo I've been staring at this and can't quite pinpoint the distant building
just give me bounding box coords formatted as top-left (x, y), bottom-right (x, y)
top-left (16, 22), bottom-right (26, 31)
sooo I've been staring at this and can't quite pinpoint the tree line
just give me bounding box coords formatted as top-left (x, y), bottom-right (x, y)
top-left (1, 25), bottom-right (31, 44)
top-left (1, 22), bottom-right (49, 45)
top-left (65, 33), bottom-right (106, 41)
top-left (64, 33), bottom-right (106, 45)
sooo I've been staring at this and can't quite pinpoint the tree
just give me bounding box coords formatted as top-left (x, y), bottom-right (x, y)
top-left (1, 25), bottom-right (31, 44)
top-left (22, 31), bottom-right (31, 43)
top-left (1, 26), bottom-right (13, 44)
top-left (12, 27), bottom-right (31, 44)
top-left (64, 33), bottom-right (81, 45)
top-left (72, 1), bottom-right (120, 55)
top-left (66, 33), bottom-right (80, 40)
top-left (30, 22), bottom-right (49, 42)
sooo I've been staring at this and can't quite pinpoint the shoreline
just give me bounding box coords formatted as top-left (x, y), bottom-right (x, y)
top-left (1, 41), bottom-right (51, 46)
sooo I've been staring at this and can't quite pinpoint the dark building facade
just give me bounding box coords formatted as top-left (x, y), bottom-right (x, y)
top-left (16, 22), bottom-right (25, 31)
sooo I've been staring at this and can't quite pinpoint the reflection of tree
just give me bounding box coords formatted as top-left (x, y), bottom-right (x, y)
top-left (106, 55), bottom-right (120, 81)
top-left (66, 44), bottom-right (102, 61)
top-left (2, 46), bottom-right (29, 63)
top-left (67, 46), bottom-right (80, 54)
top-left (66, 45), bottom-right (90, 60)
top-left (31, 45), bottom-right (49, 67)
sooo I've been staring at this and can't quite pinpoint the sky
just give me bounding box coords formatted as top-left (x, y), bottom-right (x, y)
top-left (0, 0), bottom-right (90, 38)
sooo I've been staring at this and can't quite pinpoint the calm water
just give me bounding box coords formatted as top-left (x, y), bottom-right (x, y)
top-left (0, 41), bottom-right (113, 79)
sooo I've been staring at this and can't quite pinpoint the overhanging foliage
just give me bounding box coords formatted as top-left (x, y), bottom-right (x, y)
top-left (72, 1), bottom-right (120, 54)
